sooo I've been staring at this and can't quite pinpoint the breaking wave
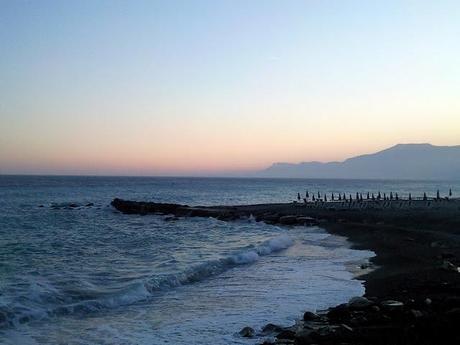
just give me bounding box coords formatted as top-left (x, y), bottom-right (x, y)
top-left (0, 234), bottom-right (293, 329)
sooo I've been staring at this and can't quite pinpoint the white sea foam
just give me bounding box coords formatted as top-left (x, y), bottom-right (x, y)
top-left (0, 234), bottom-right (295, 329)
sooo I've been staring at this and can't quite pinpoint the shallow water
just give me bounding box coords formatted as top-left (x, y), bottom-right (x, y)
top-left (1, 176), bottom-right (457, 344)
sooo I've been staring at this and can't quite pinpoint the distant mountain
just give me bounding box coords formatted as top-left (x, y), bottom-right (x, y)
top-left (258, 144), bottom-right (460, 180)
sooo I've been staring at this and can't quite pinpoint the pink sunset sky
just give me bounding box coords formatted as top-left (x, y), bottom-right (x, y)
top-left (1, 1), bottom-right (459, 176)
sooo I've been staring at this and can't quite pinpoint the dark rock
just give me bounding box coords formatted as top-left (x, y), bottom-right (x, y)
top-left (371, 305), bottom-right (381, 312)
top-left (295, 328), bottom-right (315, 343)
top-left (111, 198), bottom-right (188, 215)
top-left (296, 216), bottom-right (318, 226)
top-left (38, 205), bottom-right (44, 208)
top-left (239, 326), bottom-right (255, 338)
top-left (261, 323), bottom-right (284, 334)
top-left (410, 309), bottom-right (424, 319)
top-left (327, 303), bottom-right (350, 321)
top-left (279, 215), bottom-right (298, 225)
top-left (348, 296), bottom-right (373, 309)
top-left (380, 300), bottom-right (404, 310)
top-left (303, 311), bottom-right (319, 321)
top-left (339, 323), bottom-right (354, 333)
top-left (275, 329), bottom-right (296, 340)
top-left (85, 203), bottom-right (94, 207)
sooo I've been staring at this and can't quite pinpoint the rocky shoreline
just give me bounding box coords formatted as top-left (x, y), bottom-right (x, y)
top-left (111, 198), bottom-right (460, 344)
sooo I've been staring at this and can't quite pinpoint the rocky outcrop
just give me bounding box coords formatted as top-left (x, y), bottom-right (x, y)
top-left (262, 294), bottom-right (460, 345)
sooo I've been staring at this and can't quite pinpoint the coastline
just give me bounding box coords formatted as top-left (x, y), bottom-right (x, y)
top-left (262, 220), bottom-right (460, 345)
top-left (111, 198), bottom-right (460, 344)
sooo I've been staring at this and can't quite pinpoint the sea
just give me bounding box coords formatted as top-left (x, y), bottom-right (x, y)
top-left (0, 176), bottom-right (458, 345)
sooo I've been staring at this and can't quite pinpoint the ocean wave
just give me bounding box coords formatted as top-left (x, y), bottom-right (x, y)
top-left (0, 234), bottom-right (293, 329)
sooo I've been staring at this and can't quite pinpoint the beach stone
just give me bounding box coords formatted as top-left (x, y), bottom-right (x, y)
top-left (348, 296), bottom-right (373, 309)
top-left (279, 215), bottom-right (298, 225)
top-left (371, 305), bottom-right (381, 312)
top-left (295, 328), bottom-right (315, 342)
top-left (339, 323), bottom-right (354, 333)
top-left (410, 309), bottom-right (424, 319)
top-left (327, 303), bottom-right (350, 321)
top-left (239, 326), bottom-right (255, 338)
top-left (303, 311), bottom-right (319, 321)
top-left (381, 300), bottom-right (404, 310)
top-left (261, 323), bottom-right (284, 334)
top-left (424, 298), bottom-right (432, 306)
top-left (275, 329), bottom-right (296, 340)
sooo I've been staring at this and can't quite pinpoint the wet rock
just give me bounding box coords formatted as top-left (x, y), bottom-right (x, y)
top-left (279, 215), bottom-right (298, 225)
top-left (348, 296), bottom-right (373, 309)
top-left (295, 328), bottom-right (315, 343)
top-left (410, 309), bottom-right (424, 319)
top-left (261, 323), bottom-right (284, 334)
top-left (296, 216), bottom-right (318, 226)
top-left (261, 213), bottom-right (280, 223)
top-left (381, 300), bottom-right (404, 310)
top-left (85, 202), bottom-right (94, 207)
top-left (371, 305), bottom-right (381, 312)
top-left (111, 198), bottom-right (188, 215)
top-left (303, 311), bottom-right (319, 321)
top-left (38, 205), bottom-right (44, 208)
top-left (275, 329), bottom-right (296, 340)
top-left (339, 323), bottom-right (354, 333)
top-left (327, 303), bottom-right (350, 321)
top-left (425, 298), bottom-right (432, 306)
top-left (239, 326), bottom-right (255, 338)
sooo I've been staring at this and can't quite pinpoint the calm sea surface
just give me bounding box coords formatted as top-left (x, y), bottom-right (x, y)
top-left (0, 176), bottom-right (458, 345)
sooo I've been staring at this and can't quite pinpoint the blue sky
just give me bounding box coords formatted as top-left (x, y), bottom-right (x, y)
top-left (1, 1), bottom-right (459, 175)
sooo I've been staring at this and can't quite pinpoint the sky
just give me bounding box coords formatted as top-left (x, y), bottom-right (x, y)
top-left (1, 0), bottom-right (459, 176)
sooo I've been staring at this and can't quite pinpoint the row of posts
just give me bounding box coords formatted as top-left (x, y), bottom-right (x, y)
top-left (297, 189), bottom-right (453, 203)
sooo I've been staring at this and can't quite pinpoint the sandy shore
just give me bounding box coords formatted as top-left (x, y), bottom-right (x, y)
top-left (112, 198), bottom-right (460, 344)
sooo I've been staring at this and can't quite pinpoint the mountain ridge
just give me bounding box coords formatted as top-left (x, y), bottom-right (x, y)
top-left (258, 143), bottom-right (460, 180)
